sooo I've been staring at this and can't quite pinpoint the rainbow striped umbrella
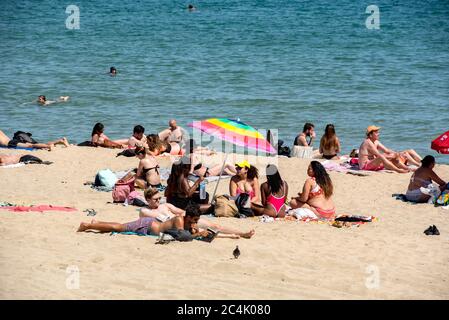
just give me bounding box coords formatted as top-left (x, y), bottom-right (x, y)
top-left (188, 118), bottom-right (276, 154)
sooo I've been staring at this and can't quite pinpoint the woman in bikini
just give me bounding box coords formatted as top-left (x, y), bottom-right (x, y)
top-left (134, 143), bottom-right (164, 191)
top-left (164, 158), bottom-right (214, 213)
top-left (251, 164), bottom-right (288, 218)
top-left (229, 160), bottom-right (260, 204)
top-left (319, 124), bottom-right (341, 160)
top-left (91, 123), bottom-right (128, 149)
top-left (290, 161), bottom-right (336, 220)
top-left (405, 155), bottom-right (447, 202)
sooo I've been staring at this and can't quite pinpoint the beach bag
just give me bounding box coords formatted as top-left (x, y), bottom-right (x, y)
top-left (277, 140), bottom-right (291, 157)
top-left (116, 149), bottom-right (136, 157)
top-left (128, 191), bottom-right (148, 207)
top-left (12, 131), bottom-right (38, 144)
top-left (112, 177), bottom-right (136, 203)
top-left (235, 193), bottom-right (254, 217)
top-left (213, 195), bottom-right (239, 218)
top-left (95, 169), bottom-right (118, 188)
top-left (290, 146), bottom-right (313, 159)
top-left (77, 141), bottom-right (94, 147)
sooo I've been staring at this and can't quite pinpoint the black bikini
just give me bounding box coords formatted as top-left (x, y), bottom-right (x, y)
top-left (143, 165), bottom-right (160, 175)
top-left (322, 154), bottom-right (337, 160)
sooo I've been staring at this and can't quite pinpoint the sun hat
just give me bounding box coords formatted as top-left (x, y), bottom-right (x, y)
top-left (235, 160), bottom-right (250, 169)
top-left (366, 125), bottom-right (381, 135)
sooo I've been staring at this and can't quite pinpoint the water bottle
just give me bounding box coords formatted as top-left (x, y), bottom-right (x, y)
top-left (199, 181), bottom-right (206, 200)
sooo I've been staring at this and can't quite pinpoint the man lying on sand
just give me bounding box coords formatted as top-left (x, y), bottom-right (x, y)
top-left (139, 190), bottom-right (255, 239)
top-left (0, 130), bottom-right (69, 151)
top-left (358, 126), bottom-right (417, 173)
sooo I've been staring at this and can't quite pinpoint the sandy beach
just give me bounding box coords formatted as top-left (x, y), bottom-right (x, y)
top-left (0, 146), bottom-right (448, 300)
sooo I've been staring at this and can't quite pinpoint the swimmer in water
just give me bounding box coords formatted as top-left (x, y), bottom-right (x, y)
top-left (187, 4), bottom-right (196, 12)
top-left (37, 95), bottom-right (70, 106)
top-left (109, 67), bottom-right (117, 76)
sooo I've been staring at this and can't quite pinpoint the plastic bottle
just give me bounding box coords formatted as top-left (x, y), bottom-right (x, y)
top-left (199, 181), bottom-right (206, 200)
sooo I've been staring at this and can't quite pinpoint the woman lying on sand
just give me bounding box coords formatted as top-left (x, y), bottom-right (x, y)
top-left (405, 155), bottom-right (448, 202)
top-left (290, 161), bottom-right (336, 220)
top-left (0, 130), bottom-right (69, 151)
top-left (91, 123), bottom-right (128, 149)
top-left (186, 139), bottom-right (236, 177)
top-left (0, 154), bottom-right (50, 166)
top-left (134, 145), bottom-right (164, 191)
top-left (250, 164), bottom-right (289, 218)
top-left (140, 189), bottom-right (254, 239)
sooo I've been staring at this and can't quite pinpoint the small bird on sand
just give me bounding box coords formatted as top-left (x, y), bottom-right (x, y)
top-left (233, 246), bottom-right (240, 259)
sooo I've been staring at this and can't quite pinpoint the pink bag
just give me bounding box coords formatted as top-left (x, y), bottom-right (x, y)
top-left (112, 177), bottom-right (135, 203)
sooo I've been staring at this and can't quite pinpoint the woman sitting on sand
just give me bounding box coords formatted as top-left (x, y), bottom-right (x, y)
top-left (186, 139), bottom-right (236, 177)
top-left (140, 189), bottom-right (255, 239)
top-left (165, 158), bottom-right (214, 213)
top-left (250, 164), bottom-right (289, 218)
top-left (405, 155), bottom-right (448, 203)
top-left (229, 160), bottom-right (260, 203)
top-left (319, 124), bottom-right (341, 160)
top-left (134, 144), bottom-right (164, 191)
top-left (0, 130), bottom-right (69, 151)
top-left (91, 123), bottom-right (128, 149)
top-left (290, 161), bottom-right (336, 220)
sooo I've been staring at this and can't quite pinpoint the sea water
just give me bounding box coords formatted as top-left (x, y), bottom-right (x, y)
top-left (0, 0), bottom-right (448, 162)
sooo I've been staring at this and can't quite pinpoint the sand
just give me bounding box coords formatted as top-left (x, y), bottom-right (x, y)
top-left (0, 146), bottom-right (448, 299)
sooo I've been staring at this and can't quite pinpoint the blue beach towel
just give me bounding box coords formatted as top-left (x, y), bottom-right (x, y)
top-left (0, 146), bottom-right (36, 151)
top-left (110, 231), bottom-right (157, 237)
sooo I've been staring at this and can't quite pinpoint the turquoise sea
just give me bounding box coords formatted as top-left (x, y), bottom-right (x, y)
top-left (1, 0), bottom-right (448, 162)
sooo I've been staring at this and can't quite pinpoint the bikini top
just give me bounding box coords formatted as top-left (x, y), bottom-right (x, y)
top-left (143, 165), bottom-right (160, 175)
top-left (236, 186), bottom-right (255, 200)
top-left (309, 178), bottom-right (323, 198)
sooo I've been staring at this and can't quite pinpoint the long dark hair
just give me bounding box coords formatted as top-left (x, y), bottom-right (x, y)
top-left (421, 155), bottom-right (435, 168)
top-left (310, 161), bottom-right (333, 198)
top-left (266, 164), bottom-right (283, 193)
top-left (165, 160), bottom-right (183, 198)
top-left (247, 165), bottom-right (259, 180)
top-left (320, 124), bottom-right (338, 151)
top-left (91, 123), bottom-right (104, 137)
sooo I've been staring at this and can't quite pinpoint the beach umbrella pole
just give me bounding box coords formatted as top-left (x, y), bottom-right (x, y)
top-left (210, 153), bottom-right (228, 205)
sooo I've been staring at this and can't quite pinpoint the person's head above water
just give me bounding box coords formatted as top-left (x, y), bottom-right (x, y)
top-left (91, 123), bottom-right (104, 136)
top-left (188, 4), bottom-right (196, 11)
top-left (38, 95), bottom-right (46, 103)
top-left (110, 67), bottom-right (117, 75)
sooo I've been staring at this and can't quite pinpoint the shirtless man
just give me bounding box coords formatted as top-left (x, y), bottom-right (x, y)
top-left (358, 126), bottom-right (409, 173)
top-left (127, 125), bottom-right (148, 148)
top-left (158, 120), bottom-right (186, 155)
top-left (294, 123), bottom-right (316, 147)
top-left (0, 130), bottom-right (69, 151)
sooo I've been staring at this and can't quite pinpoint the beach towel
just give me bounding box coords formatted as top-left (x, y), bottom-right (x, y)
top-left (321, 160), bottom-right (371, 176)
top-left (0, 205), bottom-right (77, 212)
top-left (110, 231), bottom-right (157, 237)
top-left (287, 207), bottom-right (318, 220)
top-left (331, 214), bottom-right (376, 228)
top-left (392, 193), bottom-right (419, 204)
top-left (0, 146), bottom-right (36, 151)
top-left (290, 146), bottom-right (313, 158)
top-left (0, 163), bottom-right (26, 169)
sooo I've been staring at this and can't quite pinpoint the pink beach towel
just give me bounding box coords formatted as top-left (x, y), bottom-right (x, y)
top-left (0, 205), bottom-right (77, 212)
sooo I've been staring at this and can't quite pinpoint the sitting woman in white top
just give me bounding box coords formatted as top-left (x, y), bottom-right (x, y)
top-left (405, 155), bottom-right (448, 202)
